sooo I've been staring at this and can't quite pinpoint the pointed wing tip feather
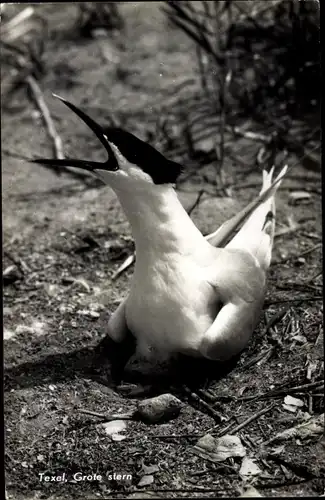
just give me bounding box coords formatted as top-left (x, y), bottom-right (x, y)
top-left (275, 164), bottom-right (288, 184)
top-left (262, 170), bottom-right (267, 185)
top-left (206, 165), bottom-right (289, 247)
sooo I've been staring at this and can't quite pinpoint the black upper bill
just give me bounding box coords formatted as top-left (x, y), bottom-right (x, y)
top-left (31, 94), bottom-right (119, 172)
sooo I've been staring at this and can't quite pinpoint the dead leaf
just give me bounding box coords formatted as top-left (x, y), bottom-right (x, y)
top-left (4, 328), bottom-right (16, 340)
top-left (142, 464), bottom-right (159, 475)
top-left (284, 395), bottom-right (304, 407)
top-left (283, 395), bottom-right (304, 412)
top-left (263, 414), bottom-right (324, 444)
top-left (102, 420), bottom-right (127, 441)
top-left (138, 474), bottom-right (154, 487)
top-left (239, 457), bottom-right (262, 478)
top-left (111, 434), bottom-right (126, 442)
top-left (44, 283), bottom-right (62, 297)
top-left (193, 434), bottom-right (246, 463)
top-left (15, 320), bottom-right (47, 337)
top-left (239, 485), bottom-right (263, 497)
top-left (270, 444), bottom-right (286, 455)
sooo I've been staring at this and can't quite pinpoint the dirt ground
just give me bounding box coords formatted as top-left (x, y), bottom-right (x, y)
top-left (3, 3), bottom-right (323, 499)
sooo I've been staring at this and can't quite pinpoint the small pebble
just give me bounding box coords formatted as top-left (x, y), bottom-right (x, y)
top-left (136, 393), bottom-right (183, 424)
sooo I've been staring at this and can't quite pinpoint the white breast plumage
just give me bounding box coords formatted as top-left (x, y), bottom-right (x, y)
top-left (125, 254), bottom-right (219, 360)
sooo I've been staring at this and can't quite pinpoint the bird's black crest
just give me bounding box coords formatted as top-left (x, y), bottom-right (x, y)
top-left (31, 95), bottom-right (183, 184)
top-left (103, 127), bottom-right (183, 185)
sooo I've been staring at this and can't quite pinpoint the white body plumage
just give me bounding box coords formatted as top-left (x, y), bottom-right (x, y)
top-left (33, 95), bottom-right (287, 368)
top-left (102, 167), bottom-right (283, 362)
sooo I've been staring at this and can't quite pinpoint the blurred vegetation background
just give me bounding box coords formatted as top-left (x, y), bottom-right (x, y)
top-left (1, 1), bottom-right (320, 188)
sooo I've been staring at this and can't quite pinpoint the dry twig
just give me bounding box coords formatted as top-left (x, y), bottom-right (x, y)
top-left (264, 296), bottom-right (322, 306)
top-left (219, 403), bottom-right (276, 437)
top-left (181, 385), bottom-right (224, 422)
top-left (1, 7), bottom-right (35, 42)
top-left (111, 253), bottom-right (136, 281)
top-left (238, 380), bottom-right (324, 403)
top-left (78, 408), bottom-right (134, 421)
top-left (26, 77), bottom-right (64, 160)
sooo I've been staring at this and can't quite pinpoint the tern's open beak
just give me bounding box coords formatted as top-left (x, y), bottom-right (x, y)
top-left (31, 94), bottom-right (119, 172)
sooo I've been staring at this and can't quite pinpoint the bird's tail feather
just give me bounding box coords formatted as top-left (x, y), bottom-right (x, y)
top-left (205, 165), bottom-right (288, 249)
top-left (226, 165), bottom-right (287, 271)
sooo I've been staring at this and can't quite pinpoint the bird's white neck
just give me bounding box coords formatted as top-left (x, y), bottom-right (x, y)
top-left (113, 184), bottom-right (208, 258)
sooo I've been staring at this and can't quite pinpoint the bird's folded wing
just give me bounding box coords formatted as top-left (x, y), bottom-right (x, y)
top-left (205, 167), bottom-right (287, 248)
top-left (199, 298), bottom-right (264, 361)
top-left (206, 248), bottom-right (266, 303)
top-left (199, 248), bottom-right (266, 360)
